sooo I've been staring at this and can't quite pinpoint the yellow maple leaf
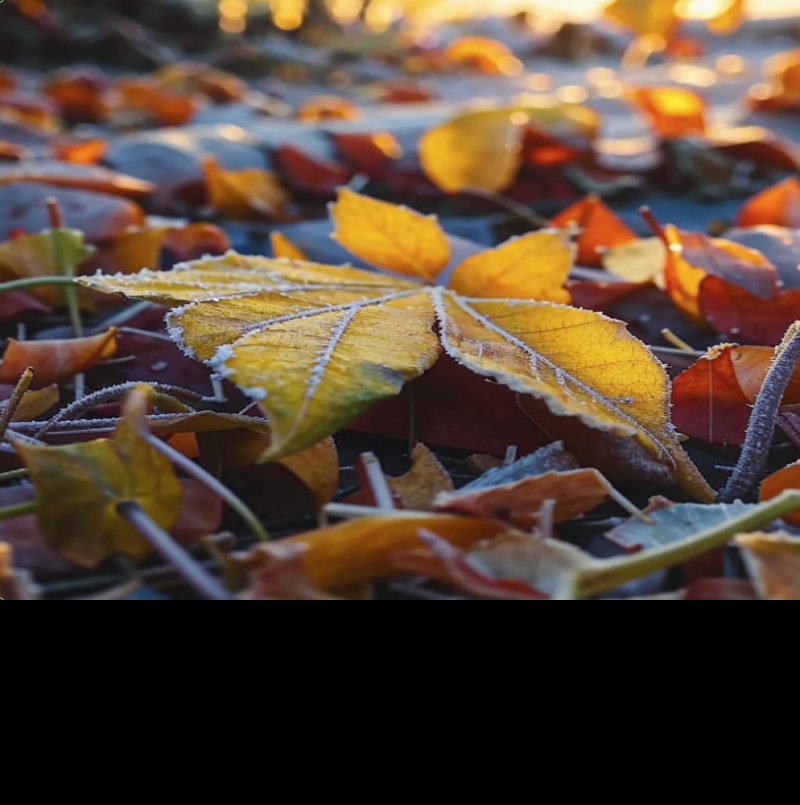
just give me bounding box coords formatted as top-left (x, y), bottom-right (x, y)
top-left (331, 187), bottom-right (451, 281)
top-left (79, 193), bottom-right (714, 502)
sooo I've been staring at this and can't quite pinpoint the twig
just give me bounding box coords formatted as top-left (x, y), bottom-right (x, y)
top-left (0, 277), bottom-right (78, 296)
top-left (0, 368), bottom-right (33, 443)
top-left (721, 323), bottom-right (800, 503)
top-left (461, 188), bottom-right (553, 229)
top-left (640, 206), bottom-right (668, 242)
top-left (0, 468), bottom-right (29, 484)
top-left (101, 300), bottom-right (155, 329)
top-left (34, 382), bottom-right (203, 439)
top-left (661, 328), bottom-right (696, 352)
top-left (357, 452), bottom-right (396, 509)
top-left (141, 433), bottom-right (270, 544)
top-left (116, 502), bottom-right (235, 601)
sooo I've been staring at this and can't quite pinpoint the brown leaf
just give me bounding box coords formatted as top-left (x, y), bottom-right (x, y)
top-left (736, 532), bottom-right (800, 600)
top-left (389, 444), bottom-right (455, 511)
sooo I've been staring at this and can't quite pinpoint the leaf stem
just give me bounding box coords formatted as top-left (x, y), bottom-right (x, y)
top-left (0, 468), bottom-right (29, 483)
top-left (461, 188), bottom-right (553, 229)
top-left (0, 501), bottom-right (38, 521)
top-left (46, 198), bottom-right (84, 338)
top-left (142, 432), bottom-right (270, 543)
top-left (569, 490), bottom-right (800, 599)
top-left (116, 501), bottom-right (235, 601)
top-left (0, 276), bottom-right (78, 296)
top-left (721, 322), bottom-right (800, 503)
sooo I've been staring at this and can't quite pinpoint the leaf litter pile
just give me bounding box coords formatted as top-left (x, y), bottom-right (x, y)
top-left (6, 2), bottom-right (800, 600)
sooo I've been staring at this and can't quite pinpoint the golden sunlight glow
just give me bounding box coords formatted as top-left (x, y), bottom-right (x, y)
top-left (216, 1), bottom-right (800, 35)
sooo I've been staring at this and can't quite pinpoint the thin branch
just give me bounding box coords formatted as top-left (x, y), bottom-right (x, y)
top-left (0, 368), bottom-right (34, 443)
top-left (117, 502), bottom-right (235, 601)
top-left (142, 433), bottom-right (270, 544)
top-left (47, 197), bottom-right (84, 338)
top-left (34, 382), bottom-right (203, 439)
top-left (721, 323), bottom-right (800, 502)
top-left (461, 188), bottom-right (552, 229)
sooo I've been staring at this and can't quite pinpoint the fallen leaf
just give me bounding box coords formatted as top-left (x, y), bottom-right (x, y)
top-left (0, 183), bottom-right (145, 243)
top-left (16, 389), bottom-right (183, 567)
top-left (275, 145), bottom-right (351, 195)
top-left (672, 343), bottom-right (785, 446)
top-left (297, 96), bottom-right (361, 122)
top-left (725, 227), bottom-right (800, 289)
top-left (736, 178), bottom-right (800, 228)
top-left (462, 442), bottom-right (579, 490)
top-left (43, 67), bottom-right (109, 123)
top-left (444, 37), bottom-right (523, 76)
top-left (0, 328), bottom-right (117, 388)
top-left (551, 196), bottom-right (636, 268)
top-left (1, 384), bottom-right (59, 422)
top-left (605, 0), bottom-right (680, 37)
top-left (607, 500), bottom-right (753, 552)
top-left (0, 161), bottom-right (155, 199)
top-left (388, 444), bottom-right (454, 511)
top-left (448, 231), bottom-right (573, 302)
top-left (760, 461), bottom-right (800, 527)
top-left (331, 132), bottom-right (403, 177)
top-left (53, 138), bottom-right (108, 165)
top-left (736, 532), bottom-right (800, 600)
top-left (603, 237), bottom-right (667, 285)
top-left (331, 187), bottom-right (451, 282)
top-left (154, 62), bottom-right (246, 103)
top-left (699, 276), bottom-right (800, 345)
top-left (628, 86), bottom-right (707, 139)
top-left (240, 543), bottom-right (339, 600)
top-left (270, 231), bottom-right (308, 262)
top-left (283, 513), bottom-right (503, 589)
top-left (664, 225), bottom-right (779, 325)
top-left (111, 78), bottom-right (198, 127)
top-left (204, 158), bottom-right (290, 220)
top-left (436, 468), bottom-right (611, 529)
top-left (0, 228), bottom-right (94, 287)
top-left (419, 108), bottom-right (528, 194)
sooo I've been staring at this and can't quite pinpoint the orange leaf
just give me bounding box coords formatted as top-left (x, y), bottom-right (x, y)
top-left (270, 231), bottom-right (308, 262)
top-left (760, 464), bottom-right (800, 527)
top-left (435, 468), bottom-right (611, 530)
top-left (0, 328), bottom-right (117, 387)
top-left (736, 178), bottom-right (800, 228)
top-left (736, 532), bottom-right (800, 600)
top-left (448, 231), bottom-right (573, 303)
top-left (0, 161), bottom-right (154, 199)
top-left (444, 37), bottom-right (523, 76)
top-left (331, 187), bottom-right (451, 281)
top-left (629, 86), bottom-right (706, 139)
top-left (283, 514), bottom-right (503, 590)
top-left (551, 196), bottom-right (636, 268)
top-left (112, 78), bottom-right (197, 127)
top-left (53, 138), bottom-right (107, 165)
top-left (672, 344), bottom-right (786, 445)
top-left (203, 158), bottom-right (289, 220)
top-left (664, 226), bottom-right (779, 325)
top-left (297, 96), bottom-right (361, 122)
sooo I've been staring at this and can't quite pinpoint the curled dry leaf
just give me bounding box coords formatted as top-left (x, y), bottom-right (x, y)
top-left (240, 543), bottom-right (339, 601)
top-left (1, 384), bottom-right (59, 423)
top-left (448, 231), bottom-right (573, 303)
top-left (283, 513), bottom-right (504, 590)
top-left (395, 529), bottom-right (595, 601)
top-left (388, 444), bottom-right (454, 511)
top-left (0, 328), bottom-right (117, 388)
top-left (204, 158), bottom-right (290, 220)
top-left (736, 178), bottom-right (800, 229)
top-left (551, 196), bottom-right (636, 268)
top-left (435, 468), bottom-right (611, 529)
top-left (736, 532), bottom-right (800, 600)
top-left (15, 390), bottom-right (183, 567)
top-left (331, 187), bottom-right (451, 282)
top-left (664, 225), bottom-right (779, 325)
top-left (0, 161), bottom-right (155, 199)
top-left (672, 343), bottom-right (800, 446)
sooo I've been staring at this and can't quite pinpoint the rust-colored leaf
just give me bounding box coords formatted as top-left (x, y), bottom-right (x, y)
top-left (388, 444), bottom-right (455, 511)
top-left (736, 532), bottom-right (800, 600)
top-left (628, 86), bottom-right (707, 139)
top-left (0, 328), bottom-right (117, 388)
top-left (736, 178), bottom-right (800, 228)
